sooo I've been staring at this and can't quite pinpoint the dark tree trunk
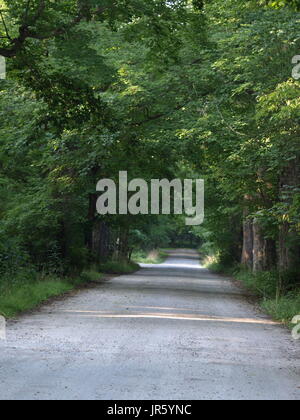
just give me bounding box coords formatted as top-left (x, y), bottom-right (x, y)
top-left (253, 219), bottom-right (277, 272)
top-left (98, 222), bottom-right (111, 261)
top-left (86, 193), bottom-right (98, 252)
top-left (118, 227), bottom-right (129, 261)
top-left (278, 158), bottom-right (300, 273)
top-left (241, 210), bottom-right (253, 270)
top-left (253, 219), bottom-right (265, 272)
top-left (59, 220), bottom-right (67, 260)
top-left (85, 193), bottom-right (112, 262)
top-left (265, 238), bottom-right (277, 270)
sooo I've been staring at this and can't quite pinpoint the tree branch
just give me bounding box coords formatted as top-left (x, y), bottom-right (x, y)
top-left (0, 10), bottom-right (11, 41)
top-left (132, 104), bottom-right (186, 127)
top-left (0, 0), bottom-right (108, 58)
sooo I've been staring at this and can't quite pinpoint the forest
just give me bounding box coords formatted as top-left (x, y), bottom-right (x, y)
top-left (0, 0), bottom-right (299, 322)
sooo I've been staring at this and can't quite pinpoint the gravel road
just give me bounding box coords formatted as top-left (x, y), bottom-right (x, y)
top-left (0, 249), bottom-right (299, 400)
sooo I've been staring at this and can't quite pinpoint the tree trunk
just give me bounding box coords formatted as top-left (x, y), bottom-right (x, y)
top-left (253, 219), bottom-right (265, 272)
top-left (264, 238), bottom-right (277, 271)
top-left (118, 227), bottom-right (129, 261)
top-left (98, 222), bottom-right (111, 261)
top-left (241, 211), bottom-right (253, 270)
top-left (253, 219), bottom-right (277, 272)
top-left (278, 158), bottom-right (300, 273)
top-left (86, 193), bottom-right (97, 252)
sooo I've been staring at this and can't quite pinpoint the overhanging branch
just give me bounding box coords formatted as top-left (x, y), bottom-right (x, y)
top-left (0, 0), bottom-right (108, 58)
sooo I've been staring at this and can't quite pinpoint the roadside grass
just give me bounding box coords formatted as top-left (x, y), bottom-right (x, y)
top-left (0, 256), bottom-right (141, 319)
top-left (261, 292), bottom-right (300, 327)
top-left (204, 256), bottom-right (300, 326)
top-left (0, 275), bottom-right (74, 318)
top-left (0, 268), bottom-right (103, 319)
top-left (132, 249), bottom-right (168, 264)
top-left (80, 269), bottom-right (104, 283)
top-left (235, 270), bottom-right (279, 298)
top-left (0, 259), bottom-right (141, 319)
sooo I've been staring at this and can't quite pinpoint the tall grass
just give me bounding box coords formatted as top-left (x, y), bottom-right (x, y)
top-left (0, 274), bottom-right (73, 318)
top-left (0, 256), bottom-right (140, 318)
top-left (262, 292), bottom-right (300, 326)
top-left (0, 267), bottom-right (104, 318)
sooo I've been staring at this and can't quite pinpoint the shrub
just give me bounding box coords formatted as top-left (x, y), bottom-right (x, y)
top-left (98, 260), bottom-right (140, 274)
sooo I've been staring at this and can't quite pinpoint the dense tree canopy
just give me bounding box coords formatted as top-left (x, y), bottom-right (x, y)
top-left (0, 0), bottom-right (299, 292)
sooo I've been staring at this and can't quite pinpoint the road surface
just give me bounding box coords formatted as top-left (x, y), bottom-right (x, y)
top-left (0, 249), bottom-right (299, 400)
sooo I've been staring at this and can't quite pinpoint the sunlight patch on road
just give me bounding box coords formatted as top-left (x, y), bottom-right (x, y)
top-left (62, 310), bottom-right (280, 325)
top-left (140, 263), bottom-right (203, 269)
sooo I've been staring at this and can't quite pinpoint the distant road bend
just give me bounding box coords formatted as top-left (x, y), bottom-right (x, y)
top-left (0, 249), bottom-right (299, 400)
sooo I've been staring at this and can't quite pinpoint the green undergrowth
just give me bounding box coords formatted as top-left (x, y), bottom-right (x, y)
top-left (0, 269), bottom-right (102, 318)
top-left (0, 259), bottom-right (141, 318)
top-left (132, 249), bottom-right (168, 264)
top-left (98, 260), bottom-right (140, 274)
top-left (204, 256), bottom-right (300, 326)
top-left (0, 275), bottom-right (75, 318)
